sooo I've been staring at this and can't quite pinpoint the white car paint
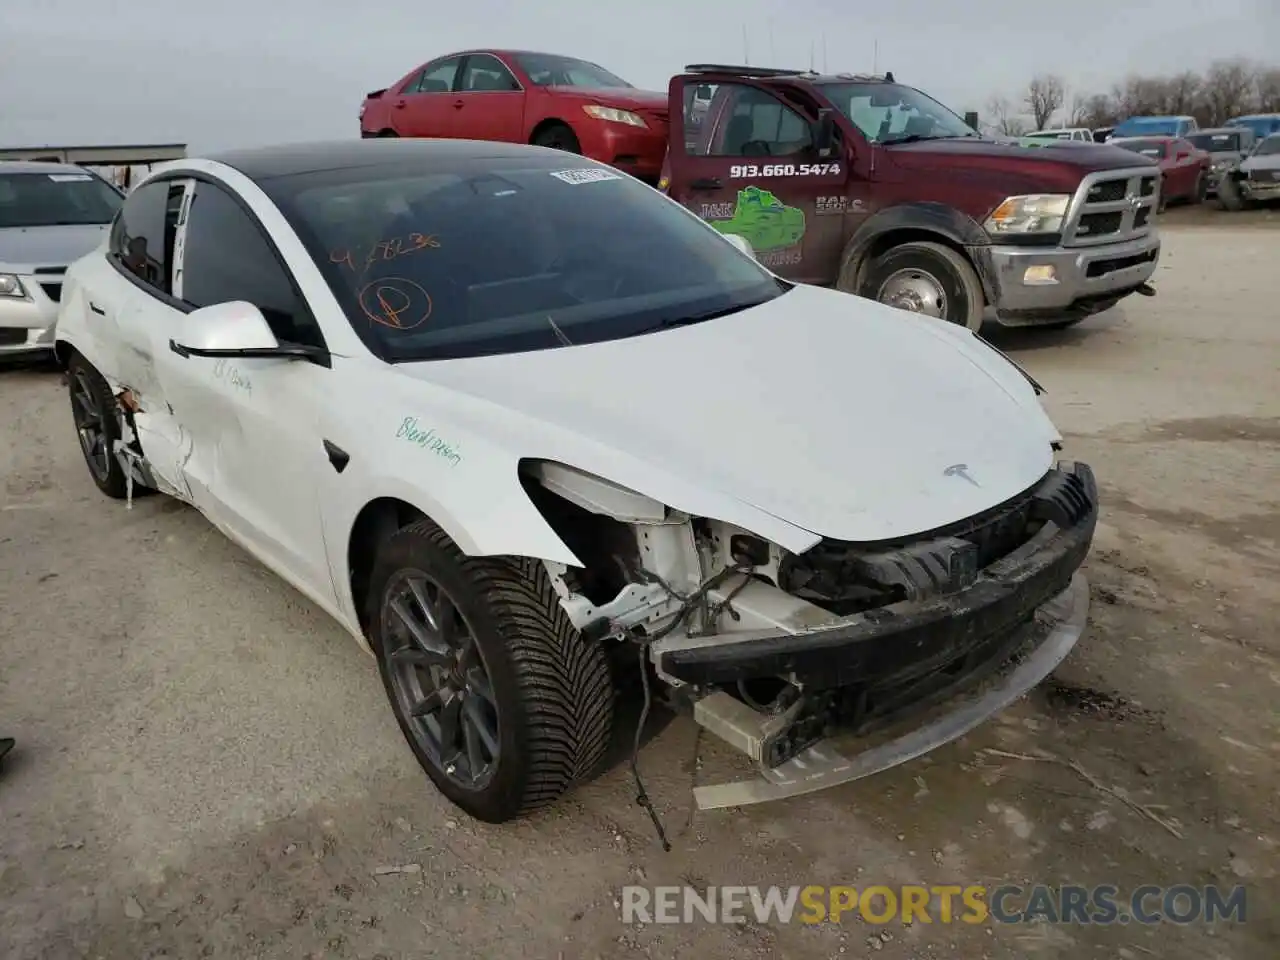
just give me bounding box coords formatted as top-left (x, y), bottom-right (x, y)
top-left (56, 156), bottom-right (1061, 652)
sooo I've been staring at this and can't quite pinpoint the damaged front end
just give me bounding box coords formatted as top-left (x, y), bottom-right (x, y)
top-left (526, 459), bottom-right (1097, 810)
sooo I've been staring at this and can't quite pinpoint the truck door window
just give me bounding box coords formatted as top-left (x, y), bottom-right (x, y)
top-left (690, 84), bottom-right (812, 158)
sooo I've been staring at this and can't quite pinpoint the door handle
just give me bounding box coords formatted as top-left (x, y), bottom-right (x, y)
top-left (393, 99), bottom-right (407, 109)
top-left (690, 177), bottom-right (723, 190)
top-left (89, 302), bottom-right (105, 315)
top-left (168, 339), bottom-right (191, 358)
top-left (453, 99), bottom-right (465, 109)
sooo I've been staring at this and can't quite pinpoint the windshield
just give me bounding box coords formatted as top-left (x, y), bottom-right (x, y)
top-left (0, 171), bottom-right (123, 228)
top-left (1114, 139), bottom-right (1167, 159)
top-left (1113, 118), bottom-right (1179, 137)
top-left (267, 158), bottom-right (782, 362)
top-left (513, 53), bottom-right (632, 89)
top-left (820, 82), bottom-right (978, 144)
top-left (1228, 116), bottom-right (1280, 138)
top-left (1252, 136), bottom-right (1280, 157)
top-left (1188, 132), bottom-right (1242, 153)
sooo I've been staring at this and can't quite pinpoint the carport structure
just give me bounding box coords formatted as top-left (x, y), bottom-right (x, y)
top-left (0, 143), bottom-right (187, 189)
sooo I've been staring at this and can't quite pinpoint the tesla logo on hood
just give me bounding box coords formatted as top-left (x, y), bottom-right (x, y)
top-left (944, 463), bottom-right (980, 487)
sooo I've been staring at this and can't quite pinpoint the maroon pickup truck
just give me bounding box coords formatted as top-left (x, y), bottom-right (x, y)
top-left (657, 65), bottom-right (1162, 330)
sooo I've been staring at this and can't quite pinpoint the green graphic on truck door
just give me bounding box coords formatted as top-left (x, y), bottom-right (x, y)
top-left (706, 186), bottom-right (806, 256)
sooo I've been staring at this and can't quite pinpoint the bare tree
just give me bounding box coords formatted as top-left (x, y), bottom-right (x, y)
top-left (1025, 74), bottom-right (1066, 129)
top-left (1256, 68), bottom-right (1280, 113)
top-left (986, 95), bottom-right (1029, 136)
top-left (1164, 71), bottom-right (1202, 115)
top-left (1078, 93), bottom-right (1119, 129)
top-left (1202, 59), bottom-right (1257, 125)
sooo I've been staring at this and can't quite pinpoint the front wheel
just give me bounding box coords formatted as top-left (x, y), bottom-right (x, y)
top-left (367, 520), bottom-right (615, 822)
top-left (531, 123), bottom-right (581, 154)
top-left (854, 241), bottom-right (985, 330)
top-left (67, 354), bottom-right (129, 499)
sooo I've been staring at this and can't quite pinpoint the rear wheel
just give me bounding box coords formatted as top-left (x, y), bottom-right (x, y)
top-left (851, 241), bottom-right (985, 330)
top-left (67, 354), bottom-right (128, 499)
top-left (377, 129), bottom-right (398, 138)
top-left (367, 520), bottom-right (615, 822)
top-left (531, 123), bottom-right (581, 154)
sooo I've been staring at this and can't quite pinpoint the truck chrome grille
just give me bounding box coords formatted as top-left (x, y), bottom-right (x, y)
top-left (1062, 167), bottom-right (1160, 247)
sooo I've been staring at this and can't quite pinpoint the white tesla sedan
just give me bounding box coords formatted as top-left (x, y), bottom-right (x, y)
top-left (55, 139), bottom-right (1096, 827)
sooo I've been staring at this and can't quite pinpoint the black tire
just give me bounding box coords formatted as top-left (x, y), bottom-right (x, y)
top-left (377, 129), bottom-right (398, 138)
top-left (531, 123), bottom-right (582, 154)
top-left (367, 519), bottom-right (615, 822)
top-left (850, 240), bottom-right (985, 330)
top-left (1193, 172), bottom-right (1207, 205)
top-left (1157, 177), bottom-right (1168, 213)
top-left (67, 354), bottom-right (129, 499)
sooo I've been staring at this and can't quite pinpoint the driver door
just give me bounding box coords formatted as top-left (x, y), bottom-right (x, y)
top-left (666, 76), bottom-right (848, 284)
top-left (153, 178), bottom-right (339, 604)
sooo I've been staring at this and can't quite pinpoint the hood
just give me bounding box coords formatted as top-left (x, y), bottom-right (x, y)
top-left (395, 285), bottom-right (1059, 543)
top-left (548, 86), bottom-right (668, 112)
top-left (1241, 154), bottom-right (1280, 172)
top-left (0, 223), bottom-right (109, 271)
top-left (887, 137), bottom-right (1155, 174)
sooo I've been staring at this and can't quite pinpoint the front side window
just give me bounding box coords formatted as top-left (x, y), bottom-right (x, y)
top-left (1114, 138), bottom-right (1168, 159)
top-left (690, 83), bottom-right (812, 157)
top-left (822, 82), bottom-right (977, 144)
top-left (513, 53), bottom-right (631, 89)
top-left (459, 54), bottom-right (520, 92)
top-left (0, 171), bottom-right (123, 229)
top-left (179, 181), bottom-right (324, 349)
top-left (266, 157), bottom-right (783, 362)
top-left (411, 57), bottom-right (461, 94)
top-left (110, 180), bottom-right (172, 292)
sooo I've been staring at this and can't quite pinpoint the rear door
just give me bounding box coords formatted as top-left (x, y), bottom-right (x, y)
top-left (666, 75), bottom-right (848, 284)
top-left (153, 177), bottom-right (338, 601)
top-left (450, 53), bottom-right (526, 141)
top-left (396, 56), bottom-right (464, 138)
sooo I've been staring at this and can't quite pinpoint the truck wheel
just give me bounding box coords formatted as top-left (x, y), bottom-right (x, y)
top-left (1193, 172), bottom-right (1207, 204)
top-left (67, 354), bottom-right (129, 499)
top-left (532, 123), bottom-right (581, 154)
top-left (367, 519), bottom-right (615, 823)
top-left (856, 241), bottom-right (985, 331)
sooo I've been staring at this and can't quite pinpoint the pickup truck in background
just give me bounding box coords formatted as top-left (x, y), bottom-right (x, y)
top-left (658, 65), bottom-right (1162, 330)
top-left (359, 49), bottom-right (669, 184)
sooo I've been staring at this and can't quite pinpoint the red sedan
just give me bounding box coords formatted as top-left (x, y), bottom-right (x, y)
top-left (359, 49), bottom-right (670, 184)
top-left (1111, 135), bottom-right (1211, 207)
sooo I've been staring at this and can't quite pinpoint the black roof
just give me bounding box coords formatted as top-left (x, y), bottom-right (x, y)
top-left (683, 64), bottom-right (894, 84)
top-left (207, 137), bottom-right (566, 183)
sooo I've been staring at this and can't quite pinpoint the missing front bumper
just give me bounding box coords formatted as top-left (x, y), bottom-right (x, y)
top-left (690, 572), bottom-right (1089, 809)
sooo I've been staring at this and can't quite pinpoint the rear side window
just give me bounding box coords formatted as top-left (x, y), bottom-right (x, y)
top-left (110, 181), bottom-right (173, 293)
top-left (179, 181), bottom-right (325, 349)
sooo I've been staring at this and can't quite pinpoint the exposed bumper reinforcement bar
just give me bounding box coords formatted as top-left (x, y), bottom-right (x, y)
top-left (691, 572), bottom-right (1089, 810)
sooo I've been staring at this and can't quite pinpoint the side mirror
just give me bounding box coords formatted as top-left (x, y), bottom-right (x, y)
top-left (169, 301), bottom-right (320, 361)
top-left (814, 108), bottom-right (838, 159)
top-left (722, 233), bottom-right (756, 260)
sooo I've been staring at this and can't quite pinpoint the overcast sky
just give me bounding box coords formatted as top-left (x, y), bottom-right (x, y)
top-left (4, 0), bottom-right (1277, 152)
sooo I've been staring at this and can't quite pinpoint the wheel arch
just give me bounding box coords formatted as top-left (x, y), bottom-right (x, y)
top-left (839, 203), bottom-right (997, 306)
top-left (528, 117), bottom-right (578, 145)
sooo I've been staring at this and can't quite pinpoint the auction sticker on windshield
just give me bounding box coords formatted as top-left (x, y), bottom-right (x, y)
top-left (730, 163), bottom-right (840, 178)
top-left (549, 168), bottom-right (624, 185)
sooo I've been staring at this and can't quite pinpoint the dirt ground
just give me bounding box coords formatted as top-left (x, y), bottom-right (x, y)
top-left (2, 224), bottom-right (1277, 960)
